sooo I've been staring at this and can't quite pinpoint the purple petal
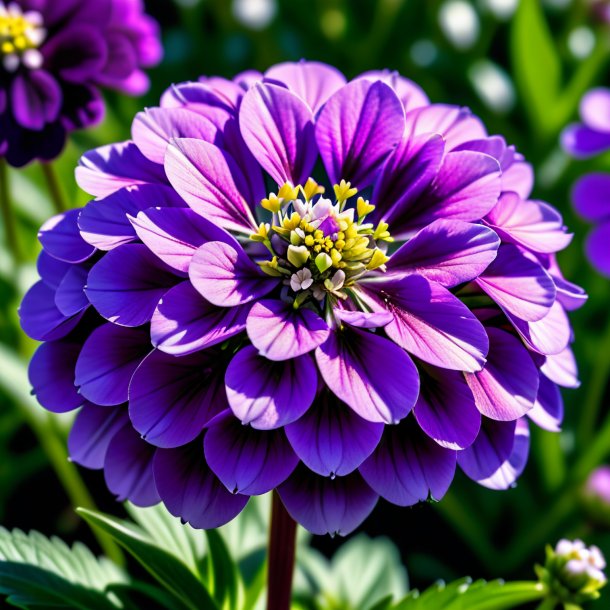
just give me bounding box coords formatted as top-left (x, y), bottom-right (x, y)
top-left (502, 158), bottom-right (534, 200)
top-left (315, 79), bottom-right (404, 188)
top-left (239, 82), bottom-right (317, 186)
top-left (285, 393), bottom-right (383, 477)
top-left (20, 280), bottom-right (84, 341)
top-left (528, 374), bottom-right (563, 432)
top-left (356, 70), bottom-right (429, 111)
top-left (204, 411), bottom-right (298, 494)
top-left (225, 346), bottom-right (317, 429)
top-left (129, 207), bottom-right (236, 273)
top-left (68, 403), bottom-right (129, 469)
top-left (264, 61), bottom-right (346, 113)
top-left (55, 266), bottom-right (89, 317)
top-left (465, 327), bottom-right (538, 421)
top-left (586, 222), bottom-right (610, 277)
top-left (129, 349), bottom-right (228, 448)
top-left (580, 88), bottom-right (610, 133)
top-left (278, 466), bottom-right (378, 535)
top-left (37, 250), bottom-right (71, 290)
top-left (362, 276), bottom-right (489, 372)
top-left (476, 244), bottom-right (556, 322)
top-left (151, 281), bottom-right (248, 355)
top-left (11, 71), bottom-right (61, 130)
top-left (561, 123), bottom-right (610, 158)
top-left (154, 443), bottom-right (248, 529)
top-left (132, 107), bottom-right (223, 164)
top-left (572, 173), bottom-right (610, 222)
top-left (76, 141), bottom-right (167, 198)
top-left (486, 192), bottom-right (572, 254)
top-left (29, 340), bottom-right (82, 413)
top-left (86, 244), bottom-right (179, 327)
top-left (315, 327), bottom-right (419, 424)
top-left (165, 138), bottom-right (257, 234)
top-left (246, 300), bottom-right (329, 360)
top-left (104, 425), bottom-right (160, 507)
top-left (333, 308), bottom-right (393, 329)
top-left (414, 367), bottom-right (481, 450)
top-left (189, 241), bottom-right (278, 307)
top-left (75, 323), bottom-right (150, 406)
top-left (359, 417), bottom-right (457, 506)
top-left (78, 184), bottom-right (186, 251)
top-left (541, 347), bottom-right (580, 389)
top-left (39, 210), bottom-right (96, 263)
top-left (385, 219), bottom-right (500, 287)
top-left (458, 417), bottom-right (516, 481)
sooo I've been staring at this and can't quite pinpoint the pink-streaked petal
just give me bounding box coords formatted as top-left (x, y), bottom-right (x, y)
top-left (528, 374), bottom-right (564, 432)
top-left (333, 308), bottom-right (393, 329)
top-left (476, 244), bottom-right (556, 322)
top-left (385, 219), bottom-right (500, 287)
top-left (541, 347), bottom-right (580, 389)
top-left (264, 61), bottom-right (346, 113)
top-left (315, 327), bottom-right (419, 424)
top-left (151, 282), bottom-right (248, 356)
top-left (502, 159), bottom-right (534, 200)
top-left (129, 349), bottom-right (228, 448)
top-left (225, 346), bottom-right (317, 429)
top-left (315, 79), bottom-right (405, 189)
top-left (189, 241), bottom-right (279, 307)
top-left (239, 82), bottom-right (317, 186)
top-left (204, 411), bottom-right (298, 495)
top-left (39, 209), bottom-right (96, 263)
top-left (356, 70), bottom-right (429, 111)
top-left (278, 466), bottom-right (378, 536)
top-left (360, 417), bottom-right (457, 506)
top-left (86, 244), bottom-right (179, 327)
top-left (246, 299), bottom-right (329, 361)
top-left (165, 138), bottom-right (257, 234)
top-left (75, 323), bottom-right (150, 406)
top-left (285, 393), bottom-right (383, 477)
top-left (572, 174), bottom-right (610, 222)
top-left (414, 367), bottom-right (481, 450)
top-left (465, 328), bottom-right (538, 421)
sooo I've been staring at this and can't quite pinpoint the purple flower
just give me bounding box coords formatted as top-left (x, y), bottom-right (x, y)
top-left (0, 0), bottom-right (162, 167)
top-left (562, 88), bottom-right (610, 276)
top-left (21, 62), bottom-right (583, 536)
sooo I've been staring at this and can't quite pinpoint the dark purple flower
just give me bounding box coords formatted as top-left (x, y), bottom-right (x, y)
top-left (21, 61), bottom-right (583, 535)
top-left (0, 0), bottom-right (162, 167)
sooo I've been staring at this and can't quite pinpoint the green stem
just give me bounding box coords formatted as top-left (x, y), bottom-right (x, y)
top-left (0, 158), bottom-right (22, 263)
top-left (41, 162), bottom-right (67, 213)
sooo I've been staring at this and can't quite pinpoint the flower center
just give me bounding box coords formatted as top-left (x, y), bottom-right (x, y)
top-left (251, 178), bottom-right (393, 306)
top-left (0, 2), bottom-right (45, 73)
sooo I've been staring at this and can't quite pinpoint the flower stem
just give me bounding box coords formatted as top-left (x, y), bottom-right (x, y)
top-left (41, 162), bottom-right (67, 214)
top-left (266, 491), bottom-right (297, 610)
top-left (0, 158), bottom-right (22, 263)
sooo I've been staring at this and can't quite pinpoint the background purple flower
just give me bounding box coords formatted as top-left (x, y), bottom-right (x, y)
top-left (0, 0), bottom-right (162, 167)
top-left (21, 61), bottom-right (583, 536)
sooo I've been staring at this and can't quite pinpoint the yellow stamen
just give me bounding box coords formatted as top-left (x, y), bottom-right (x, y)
top-left (334, 179), bottom-right (357, 204)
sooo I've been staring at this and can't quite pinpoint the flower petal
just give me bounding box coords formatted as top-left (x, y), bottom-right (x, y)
top-left (580, 88), bottom-right (610, 133)
top-left (204, 411), bottom-right (298, 494)
top-left (129, 349), bottom-right (229, 448)
top-left (239, 82), bottom-right (317, 186)
top-left (356, 70), bottom-right (429, 111)
top-left (528, 374), bottom-right (563, 432)
top-left (154, 443), bottom-right (248, 529)
top-left (11, 70), bottom-right (61, 130)
top-left (278, 466), bottom-right (378, 536)
top-left (315, 327), bottom-right (419, 424)
top-left (315, 79), bottom-right (404, 188)
top-left (541, 347), bottom-right (579, 389)
top-left (225, 346), bottom-right (317, 429)
top-left (561, 123), bottom-right (610, 158)
top-left (86, 243), bottom-right (178, 327)
top-left (586, 222), bottom-right (610, 277)
top-left (37, 250), bottom-right (71, 290)
top-left (189, 241), bottom-right (279, 307)
top-left (55, 266), bottom-right (89, 317)
top-left (359, 417), bottom-right (457, 506)
top-left (246, 299), bottom-right (329, 361)
top-left (75, 323), bottom-right (150, 406)
top-left (151, 281), bottom-right (248, 356)
top-left (39, 209), bottom-right (96, 263)
top-left (572, 173), bottom-right (610, 222)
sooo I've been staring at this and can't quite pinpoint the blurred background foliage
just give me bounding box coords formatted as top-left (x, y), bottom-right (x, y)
top-left (2, 0), bottom-right (610, 606)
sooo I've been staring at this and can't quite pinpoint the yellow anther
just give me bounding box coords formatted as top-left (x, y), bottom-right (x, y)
top-left (357, 197), bottom-right (375, 219)
top-left (1, 41), bottom-right (14, 53)
top-left (338, 220), bottom-right (349, 232)
top-left (330, 249), bottom-right (343, 267)
top-left (304, 235), bottom-right (315, 247)
top-left (334, 239), bottom-right (345, 250)
top-left (258, 257), bottom-right (283, 277)
top-left (283, 213), bottom-right (301, 231)
top-left (374, 221), bottom-right (392, 241)
top-left (333, 180), bottom-right (357, 203)
top-left (313, 230), bottom-right (324, 240)
top-left (301, 178), bottom-right (325, 201)
top-left (366, 249), bottom-right (390, 270)
top-left (337, 231), bottom-right (345, 240)
top-left (278, 182), bottom-right (299, 201)
top-left (261, 193), bottom-right (281, 213)
top-left (314, 245), bottom-right (322, 253)
top-left (249, 222), bottom-right (270, 242)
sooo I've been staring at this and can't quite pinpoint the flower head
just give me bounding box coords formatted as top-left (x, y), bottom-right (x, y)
top-left (21, 62), bottom-right (583, 535)
top-left (0, 0), bottom-right (162, 167)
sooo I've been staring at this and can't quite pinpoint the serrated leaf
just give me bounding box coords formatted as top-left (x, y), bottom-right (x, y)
top-left (0, 527), bottom-right (125, 610)
top-left (78, 508), bottom-right (218, 610)
top-left (205, 529), bottom-right (240, 610)
top-left (510, 0), bottom-right (561, 137)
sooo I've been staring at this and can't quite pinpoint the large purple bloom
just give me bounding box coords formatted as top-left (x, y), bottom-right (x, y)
top-left (562, 88), bottom-right (610, 276)
top-left (21, 62), bottom-right (584, 536)
top-left (0, 0), bottom-right (162, 167)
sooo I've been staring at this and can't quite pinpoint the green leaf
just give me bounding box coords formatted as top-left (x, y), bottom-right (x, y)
top-left (107, 581), bottom-right (191, 610)
top-left (393, 578), bottom-right (546, 610)
top-left (204, 529), bottom-right (240, 610)
top-left (510, 0), bottom-right (561, 138)
top-left (78, 508), bottom-right (218, 610)
top-left (0, 527), bottom-right (125, 610)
